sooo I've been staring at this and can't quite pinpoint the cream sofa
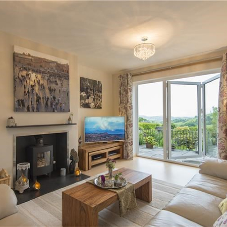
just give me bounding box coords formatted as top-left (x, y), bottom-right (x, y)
top-left (0, 184), bottom-right (34, 226)
top-left (147, 159), bottom-right (227, 227)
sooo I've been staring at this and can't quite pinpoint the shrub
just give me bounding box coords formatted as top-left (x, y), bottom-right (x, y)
top-left (172, 126), bottom-right (198, 150)
top-left (144, 136), bottom-right (158, 146)
top-left (139, 122), bottom-right (160, 130)
top-left (139, 131), bottom-right (144, 145)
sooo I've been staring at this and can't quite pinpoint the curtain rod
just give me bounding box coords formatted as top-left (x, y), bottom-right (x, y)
top-left (131, 56), bottom-right (222, 77)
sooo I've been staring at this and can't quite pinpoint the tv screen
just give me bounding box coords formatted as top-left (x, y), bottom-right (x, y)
top-left (84, 116), bottom-right (125, 143)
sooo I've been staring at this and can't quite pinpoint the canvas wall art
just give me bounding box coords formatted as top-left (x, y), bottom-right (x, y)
top-left (80, 77), bottom-right (102, 109)
top-left (14, 46), bottom-right (70, 112)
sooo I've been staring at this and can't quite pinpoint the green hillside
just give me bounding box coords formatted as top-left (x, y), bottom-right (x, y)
top-left (139, 107), bottom-right (217, 130)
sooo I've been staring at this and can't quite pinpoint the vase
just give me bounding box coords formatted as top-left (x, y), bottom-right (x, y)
top-left (108, 168), bottom-right (113, 179)
top-left (146, 143), bottom-right (153, 149)
top-left (7, 118), bottom-right (15, 127)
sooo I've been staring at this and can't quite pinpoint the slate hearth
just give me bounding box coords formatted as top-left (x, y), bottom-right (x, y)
top-left (15, 170), bottom-right (89, 204)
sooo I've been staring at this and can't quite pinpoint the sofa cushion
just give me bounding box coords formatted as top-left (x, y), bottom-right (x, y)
top-left (0, 213), bottom-right (35, 226)
top-left (186, 173), bottom-right (227, 199)
top-left (144, 210), bottom-right (202, 227)
top-left (164, 187), bottom-right (222, 227)
top-left (0, 184), bottom-right (18, 220)
top-left (199, 159), bottom-right (227, 180)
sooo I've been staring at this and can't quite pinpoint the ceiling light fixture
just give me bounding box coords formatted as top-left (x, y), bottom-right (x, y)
top-left (134, 37), bottom-right (155, 61)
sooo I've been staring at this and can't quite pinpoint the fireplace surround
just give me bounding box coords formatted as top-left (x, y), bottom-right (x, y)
top-left (13, 130), bottom-right (69, 185)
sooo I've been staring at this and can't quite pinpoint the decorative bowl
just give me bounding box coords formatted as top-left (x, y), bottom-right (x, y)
top-left (93, 176), bottom-right (127, 189)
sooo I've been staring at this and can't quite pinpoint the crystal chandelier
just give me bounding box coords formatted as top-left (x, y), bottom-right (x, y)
top-left (134, 37), bottom-right (155, 61)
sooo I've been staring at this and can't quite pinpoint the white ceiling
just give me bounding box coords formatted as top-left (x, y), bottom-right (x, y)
top-left (0, 1), bottom-right (227, 73)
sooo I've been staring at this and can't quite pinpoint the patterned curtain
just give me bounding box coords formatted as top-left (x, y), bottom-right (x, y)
top-left (218, 53), bottom-right (227, 159)
top-left (119, 73), bottom-right (133, 159)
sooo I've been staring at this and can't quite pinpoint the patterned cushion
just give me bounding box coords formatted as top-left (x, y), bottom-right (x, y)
top-left (213, 212), bottom-right (227, 227)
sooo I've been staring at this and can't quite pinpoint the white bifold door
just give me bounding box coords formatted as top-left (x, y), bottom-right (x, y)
top-left (167, 74), bottom-right (219, 163)
top-left (167, 81), bottom-right (202, 161)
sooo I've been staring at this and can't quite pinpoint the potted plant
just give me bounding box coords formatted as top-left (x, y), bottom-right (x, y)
top-left (114, 173), bottom-right (122, 182)
top-left (145, 136), bottom-right (157, 149)
top-left (171, 143), bottom-right (176, 151)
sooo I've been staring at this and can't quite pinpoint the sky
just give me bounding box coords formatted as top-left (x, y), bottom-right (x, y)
top-left (138, 73), bottom-right (219, 118)
top-left (85, 117), bottom-right (125, 131)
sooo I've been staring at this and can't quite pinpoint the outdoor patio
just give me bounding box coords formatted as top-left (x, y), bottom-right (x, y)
top-left (139, 145), bottom-right (218, 165)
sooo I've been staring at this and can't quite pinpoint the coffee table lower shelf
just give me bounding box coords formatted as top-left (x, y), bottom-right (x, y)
top-left (62, 168), bottom-right (152, 227)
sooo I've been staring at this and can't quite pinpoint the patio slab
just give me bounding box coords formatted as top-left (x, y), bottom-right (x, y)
top-left (138, 145), bottom-right (218, 165)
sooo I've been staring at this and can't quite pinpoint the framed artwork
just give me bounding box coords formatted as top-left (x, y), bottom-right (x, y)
top-left (80, 77), bottom-right (102, 109)
top-left (14, 46), bottom-right (70, 112)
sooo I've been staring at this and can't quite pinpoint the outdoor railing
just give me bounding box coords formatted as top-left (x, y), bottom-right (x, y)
top-left (139, 128), bottom-right (217, 152)
top-left (139, 129), bottom-right (198, 151)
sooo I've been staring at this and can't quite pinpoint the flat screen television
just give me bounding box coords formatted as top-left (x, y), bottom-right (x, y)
top-left (84, 116), bottom-right (125, 143)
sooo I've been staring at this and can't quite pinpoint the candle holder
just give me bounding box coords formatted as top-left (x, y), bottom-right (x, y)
top-left (15, 162), bottom-right (30, 193)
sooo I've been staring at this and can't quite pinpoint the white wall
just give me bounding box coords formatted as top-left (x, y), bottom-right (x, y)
top-left (78, 64), bottom-right (113, 142)
top-left (0, 31), bottom-right (114, 184)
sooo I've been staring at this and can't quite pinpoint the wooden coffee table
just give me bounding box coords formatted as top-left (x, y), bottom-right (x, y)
top-left (62, 168), bottom-right (152, 227)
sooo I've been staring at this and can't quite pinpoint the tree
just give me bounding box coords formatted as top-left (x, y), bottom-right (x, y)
top-left (139, 117), bottom-right (149, 122)
top-left (211, 106), bottom-right (218, 145)
top-left (211, 107), bottom-right (218, 133)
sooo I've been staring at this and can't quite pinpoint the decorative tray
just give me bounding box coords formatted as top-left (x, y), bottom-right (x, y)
top-left (93, 176), bottom-right (127, 189)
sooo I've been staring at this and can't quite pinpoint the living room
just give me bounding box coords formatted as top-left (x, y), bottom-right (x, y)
top-left (1, 1), bottom-right (227, 227)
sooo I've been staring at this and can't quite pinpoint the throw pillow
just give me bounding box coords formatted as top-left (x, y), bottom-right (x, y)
top-left (219, 198), bottom-right (227, 214)
top-left (214, 211), bottom-right (227, 227)
top-left (199, 159), bottom-right (227, 180)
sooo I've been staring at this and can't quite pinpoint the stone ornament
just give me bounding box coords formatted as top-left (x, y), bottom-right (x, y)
top-left (69, 149), bottom-right (79, 174)
top-left (7, 117), bottom-right (16, 127)
top-left (70, 149), bottom-right (79, 163)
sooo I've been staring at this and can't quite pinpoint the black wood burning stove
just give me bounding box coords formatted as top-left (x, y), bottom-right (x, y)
top-left (27, 145), bottom-right (53, 181)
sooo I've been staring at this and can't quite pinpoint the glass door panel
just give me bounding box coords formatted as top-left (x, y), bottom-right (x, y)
top-left (138, 81), bottom-right (164, 159)
top-left (168, 82), bottom-right (201, 162)
top-left (203, 78), bottom-right (219, 158)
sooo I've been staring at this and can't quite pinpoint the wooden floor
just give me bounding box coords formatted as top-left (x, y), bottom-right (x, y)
top-left (83, 157), bottom-right (199, 186)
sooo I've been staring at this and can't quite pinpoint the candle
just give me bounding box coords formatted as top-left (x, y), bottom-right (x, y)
top-left (33, 180), bottom-right (41, 190)
top-left (75, 168), bottom-right (81, 176)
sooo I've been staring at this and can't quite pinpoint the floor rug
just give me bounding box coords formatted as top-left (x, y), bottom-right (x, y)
top-left (18, 174), bottom-right (182, 227)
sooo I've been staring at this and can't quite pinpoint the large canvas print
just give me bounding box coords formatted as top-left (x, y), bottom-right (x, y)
top-left (80, 77), bottom-right (102, 109)
top-left (14, 46), bottom-right (70, 112)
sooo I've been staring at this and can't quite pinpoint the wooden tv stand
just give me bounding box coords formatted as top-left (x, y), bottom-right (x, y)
top-left (78, 142), bottom-right (123, 171)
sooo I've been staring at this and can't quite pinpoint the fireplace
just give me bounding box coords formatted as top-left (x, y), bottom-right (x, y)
top-left (12, 130), bottom-right (91, 205)
top-left (27, 145), bottom-right (53, 181)
top-left (13, 131), bottom-right (69, 185)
